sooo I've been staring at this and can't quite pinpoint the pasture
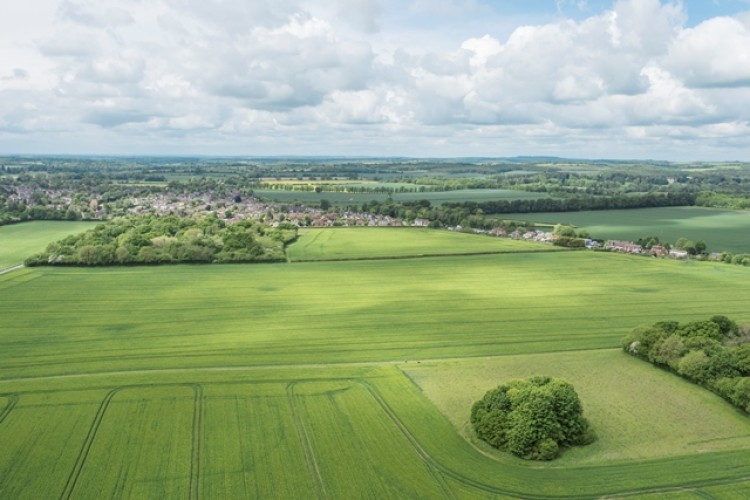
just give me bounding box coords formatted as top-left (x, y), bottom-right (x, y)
top-left (405, 349), bottom-right (750, 465)
top-left (287, 227), bottom-right (562, 261)
top-left (254, 188), bottom-right (546, 206)
top-left (2, 228), bottom-right (750, 497)
top-left (0, 221), bottom-right (97, 270)
top-left (503, 206), bottom-right (750, 253)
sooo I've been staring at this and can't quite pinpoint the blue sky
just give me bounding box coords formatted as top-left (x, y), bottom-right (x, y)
top-left (1, 0), bottom-right (750, 160)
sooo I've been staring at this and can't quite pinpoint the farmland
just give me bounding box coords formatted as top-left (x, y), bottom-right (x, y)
top-left (503, 206), bottom-right (750, 253)
top-left (2, 227), bottom-right (750, 497)
top-left (287, 227), bottom-right (563, 261)
top-left (254, 188), bottom-right (547, 206)
top-left (0, 221), bottom-right (97, 270)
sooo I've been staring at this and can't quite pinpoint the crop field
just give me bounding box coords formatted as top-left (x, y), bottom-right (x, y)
top-left (288, 227), bottom-right (563, 261)
top-left (503, 206), bottom-right (750, 253)
top-left (254, 188), bottom-right (546, 206)
top-left (0, 221), bottom-right (97, 270)
top-left (260, 179), bottom-right (428, 190)
top-left (2, 226), bottom-right (750, 497)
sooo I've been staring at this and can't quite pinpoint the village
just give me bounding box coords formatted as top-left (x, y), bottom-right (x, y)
top-left (5, 183), bottom-right (719, 262)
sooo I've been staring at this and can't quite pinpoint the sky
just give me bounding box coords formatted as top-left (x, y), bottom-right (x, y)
top-left (1, 0), bottom-right (750, 160)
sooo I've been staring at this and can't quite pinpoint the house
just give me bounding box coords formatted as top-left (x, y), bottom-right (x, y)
top-left (650, 245), bottom-right (667, 257)
top-left (412, 218), bottom-right (430, 227)
top-left (535, 232), bottom-right (554, 243)
top-left (669, 249), bottom-right (689, 259)
top-left (490, 227), bottom-right (507, 237)
top-left (606, 240), bottom-right (644, 254)
top-left (584, 239), bottom-right (602, 249)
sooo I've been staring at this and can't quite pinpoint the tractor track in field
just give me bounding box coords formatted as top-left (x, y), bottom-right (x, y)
top-left (7, 365), bottom-right (750, 499)
top-left (60, 383), bottom-right (203, 500)
top-left (60, 387), bottom-right (120, 500)
top-left (189, 383), bottom-right (203, 500)
top-left (286, 382), bottom-right (328, 500)
top-left (358, 379), bottom-right (750, 500)
top-left (0, 394), bottom-right (18, 424)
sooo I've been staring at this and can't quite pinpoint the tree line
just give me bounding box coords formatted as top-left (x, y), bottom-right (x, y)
top-left (622, 316), bottom-right (750, 414)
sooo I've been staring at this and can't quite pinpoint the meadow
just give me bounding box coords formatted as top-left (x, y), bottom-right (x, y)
top-left (0, 221), bottom-right (97, 270)
top-left (2, 226), bottom-right (750, 497)
top-left (503, 206), bottom-right (750, 253)
top-left (287, 227), bottom-right (563, 261)
top-left (254, 188), bottom-right (546, 206)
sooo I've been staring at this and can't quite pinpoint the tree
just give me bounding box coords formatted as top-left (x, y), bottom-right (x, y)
top-left (677, 350), bottom-right (710, 382)
top-left (710, 315), bottom-right (739, 337)
top-left (553, 224), bottom-right (577, 238)
top-left (320, 199), bottom-right (331, 210)
top-left (471, 376), bottom-right (594, 461)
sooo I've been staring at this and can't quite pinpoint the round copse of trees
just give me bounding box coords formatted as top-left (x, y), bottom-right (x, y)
top-left (470, 376), bottom-right (595, 461)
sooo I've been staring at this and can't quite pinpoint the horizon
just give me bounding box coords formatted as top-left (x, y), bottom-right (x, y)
top-left (2, 153), bottom-right (747, 164)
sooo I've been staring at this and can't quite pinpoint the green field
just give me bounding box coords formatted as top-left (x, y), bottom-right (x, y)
top-left (406, 350), bottom-right (750, 465)
top-left (0, 221), bottom-right (98, 270)
top-left (288, 227), bottom-right (562, 261)
top-left (255, 188), bottom-right (547, 206)
top-left (504, 206), bottom-right (750, 253)
top-left (3, 227), bottom-right (750, 497)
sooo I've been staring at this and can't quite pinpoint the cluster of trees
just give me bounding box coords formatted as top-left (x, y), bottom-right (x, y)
top-left (25, 215), bottom-right (297, 266)
top-left (470, 376), bottom-right (595, 461)
top-left (622, 316), bottom-right (750, 413)
top-left (0, 202), bottom-right (81, 225)
top-left (550, 224), bottom-right (590, 248)
top-left (717, 252), bottom-right (750, 266)
top-left (695, 192), bottom-right (750, 210)
top-left (443, 192), bottom-right (696, 215)
top-left (674, 237), bottom-right (707, 255)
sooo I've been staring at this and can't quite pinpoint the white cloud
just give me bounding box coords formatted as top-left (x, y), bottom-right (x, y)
top-left (663, 16), bottom-right (750, 88)
top-left (1, 0), bottom-right (750, 158)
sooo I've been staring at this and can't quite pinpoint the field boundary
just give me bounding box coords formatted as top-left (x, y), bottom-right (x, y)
top-left (290, 247), bottom-right (570, 263)
top-left (0, 264), bottom-right (24, 275)
top-left (360, 379), bottom-right (750, 499)
top-left (0, 347), bottom-right (619, 387)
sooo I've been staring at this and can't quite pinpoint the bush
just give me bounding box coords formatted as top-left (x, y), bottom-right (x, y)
top-left (470, 376), bottom-right (594, 461)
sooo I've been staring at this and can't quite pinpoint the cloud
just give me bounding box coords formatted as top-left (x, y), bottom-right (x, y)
top-left (2, 0), bottom-right (750, 159)
top-left (57, 0), bottom-right (134, 27)
top-left (663, 16), bottom-right (750, 88)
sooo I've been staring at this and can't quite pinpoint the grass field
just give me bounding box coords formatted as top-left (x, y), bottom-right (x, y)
top-left (0, 221), bottom-right (98, 270)
top-left (288, 227), bottom-right (563, 261)
top-left (255, 188), bottom-right (547, 206)
top-left (503, 206), bottom-right (750, 253)
top-left (404, 350), bottom-right (750, 465)
top-left (3, 227), bottom-right (750, 497)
